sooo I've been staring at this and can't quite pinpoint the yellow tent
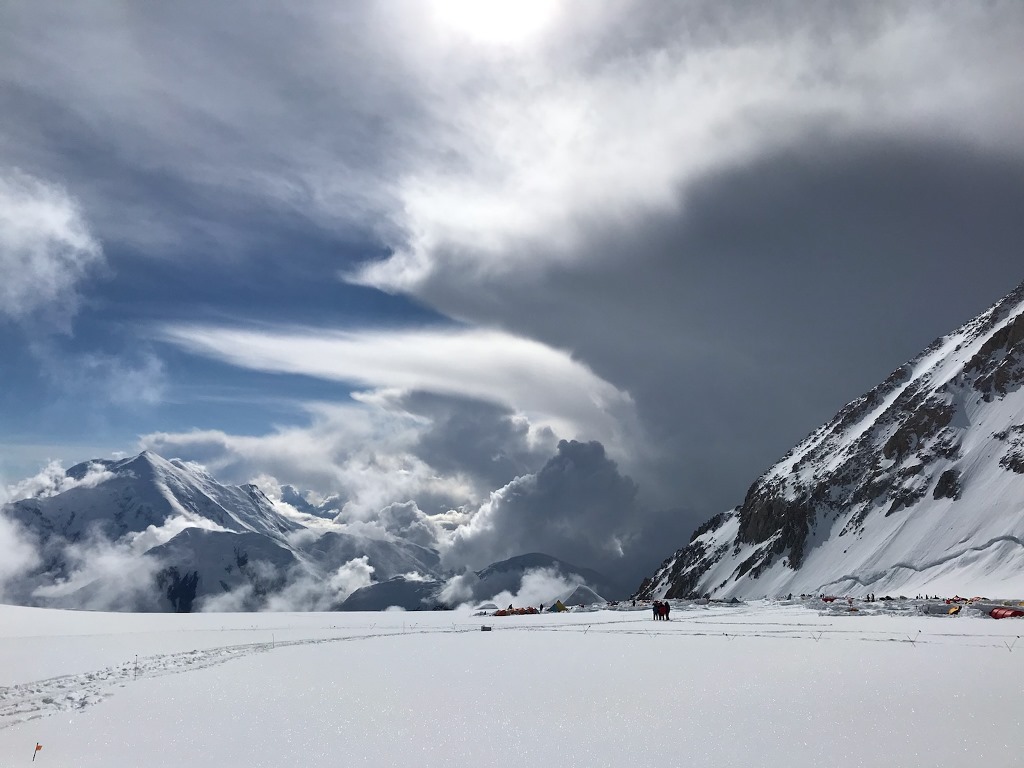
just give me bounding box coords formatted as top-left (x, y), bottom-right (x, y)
top-left (550, 600), bottom-right (567, 612)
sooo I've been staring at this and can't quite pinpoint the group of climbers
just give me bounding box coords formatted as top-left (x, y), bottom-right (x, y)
top-left (652, 600), bottom-right (671, 620)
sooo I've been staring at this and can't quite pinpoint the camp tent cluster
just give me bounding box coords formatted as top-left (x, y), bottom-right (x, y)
top-left (490, 600), bottom-right (570, 616)
top-left (474, 584), bottom-right (608, 617)
top-left (493, 606), bottom-right (541, 616)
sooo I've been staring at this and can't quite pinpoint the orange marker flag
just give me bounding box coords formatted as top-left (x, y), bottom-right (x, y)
top-left (32, 742), bottom-right (42, 761)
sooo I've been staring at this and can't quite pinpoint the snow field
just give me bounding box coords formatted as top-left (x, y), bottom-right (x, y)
top-left (1, 602), bottom-right (1022, 767)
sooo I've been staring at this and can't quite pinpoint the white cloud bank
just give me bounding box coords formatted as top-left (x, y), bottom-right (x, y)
top-left (263, 556), bottom-right (376, 612)
top-left (142, 400), bottom-right (479, 519)
top-left (2, 461), bottom-right (115, 502)
top-left (0, 170), bottom-right (104, 329)
top-left (439, 566), bottom-right (586, 610)
top-left (0, 514), bottom-right (40, 602)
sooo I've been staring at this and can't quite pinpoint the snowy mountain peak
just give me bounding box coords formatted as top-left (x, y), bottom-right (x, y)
top-left (3, 450), bottom-right (613, 612)
top-left (638, 281), bottom-right (1024, 600)
top-left (10, 450), bottom-right (314, 545)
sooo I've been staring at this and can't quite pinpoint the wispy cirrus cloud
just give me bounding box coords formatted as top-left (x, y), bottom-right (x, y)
top-left (158, 323), bottom-right (636, 452)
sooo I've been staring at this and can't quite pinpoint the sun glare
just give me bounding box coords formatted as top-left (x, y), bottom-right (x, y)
top-left (431, 0), bottom-right (557, 46)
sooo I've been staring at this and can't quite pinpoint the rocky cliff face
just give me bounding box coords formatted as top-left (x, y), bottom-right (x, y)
top-left (637, 281), bottom-right (1024, 600)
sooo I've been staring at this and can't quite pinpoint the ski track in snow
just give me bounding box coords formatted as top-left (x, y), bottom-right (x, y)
top-left (503, 614), bottom-right (1020, 646)
top-left (0, 627), bottom-right (446, 730)
top-left (3, 605), bottom-right (1020, 730)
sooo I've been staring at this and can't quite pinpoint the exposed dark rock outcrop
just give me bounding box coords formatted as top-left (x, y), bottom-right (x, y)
top-left (994, 425), bottom-right (1024, 474)
top-left (933, 469), bottom-right (961, 500)
top-left (634, 514), bottom-right (732, 599)
top-left (966, 312), bottom-right (1024, 400)
top-left (158, 567), bottom-right (200, 613)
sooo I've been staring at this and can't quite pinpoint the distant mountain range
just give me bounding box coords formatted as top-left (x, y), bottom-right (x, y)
top-left (2, 451), bottom-right (611, 612)
top-left (637, 280), bottom-right (1024, 600)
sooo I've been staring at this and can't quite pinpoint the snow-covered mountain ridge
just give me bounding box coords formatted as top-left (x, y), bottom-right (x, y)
top-left (637, 280), bottom-right (1024, 599)
top-left (2, 451), bottom-right (608, 611)
top-left (9, 451), bottom-right (302, 544)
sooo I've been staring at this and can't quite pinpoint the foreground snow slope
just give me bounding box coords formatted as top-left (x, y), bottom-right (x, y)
top-left (1, 602), bottom-right (1021, 768)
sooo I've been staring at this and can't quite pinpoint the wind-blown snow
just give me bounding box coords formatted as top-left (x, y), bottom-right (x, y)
top-left (0, 601), bottom-right (1021, 767)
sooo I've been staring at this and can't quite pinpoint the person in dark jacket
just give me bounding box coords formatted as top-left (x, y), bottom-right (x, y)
top-left (652, 601), bottom-right (659, 620)
top-left (663, 601), bottom-right (671, 621)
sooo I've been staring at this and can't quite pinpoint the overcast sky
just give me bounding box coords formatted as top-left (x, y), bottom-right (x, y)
top-left (2, 1), bottom-right (1023, 587)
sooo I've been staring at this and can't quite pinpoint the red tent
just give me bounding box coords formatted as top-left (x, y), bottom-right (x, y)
top-left (989, 607), bottom-right (1024, 619)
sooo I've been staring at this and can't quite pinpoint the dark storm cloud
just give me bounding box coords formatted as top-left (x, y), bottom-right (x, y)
top-left (445, 439), bottom-right (684, 593)
top-left (403, 393), bottom-right (558, 491)
top-left (404, 135), bottom-right (1024, 528)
